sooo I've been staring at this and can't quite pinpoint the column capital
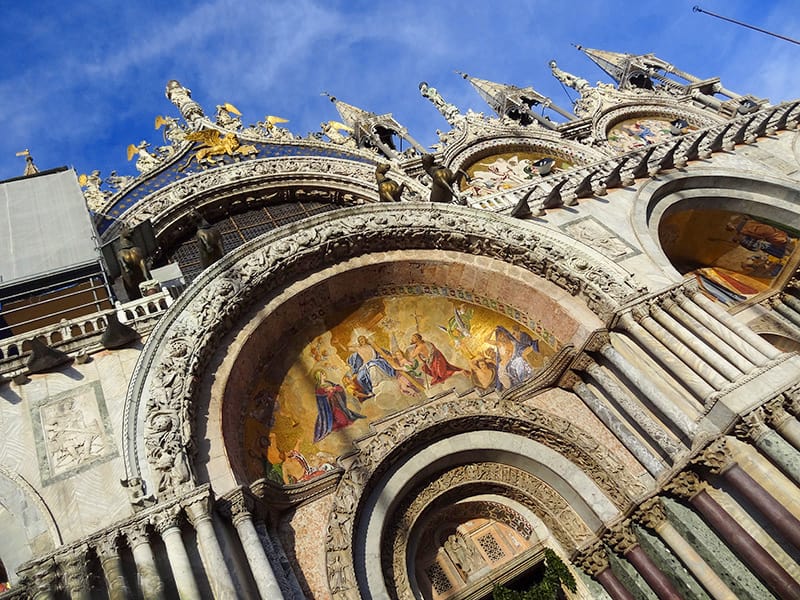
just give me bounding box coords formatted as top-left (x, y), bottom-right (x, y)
top-left (663, 469), bottom-right (706, 500)
top-left (93, 533), bottom-right (121, 559)
top-left (570, 353), bottom-right (595, 373)
top-left (184, 490), bottom-right (214, 528)
top-left (604, 521), bottom-right (638, 556)
top-left (226, 489), bottom-right (257, 526)
top-left (151, 504), bottom-right (184, 534)
top-left (19, 558), bottom-right (60, 596)
top-left (124, 520), bottom-right (152, 548)
top-left (633, 497), bottom-right (667, 531)
top-left (735, 407), bottom-right (771, 443)
top-left (764, 396), bottom-right (793, 429)
top-left (785, 386), bottom-right (800, 417)
top-left (58, 544), bottom-right (90, 594)
top-left (690, 438), bottom-right (734, 474)
top-left (559, 370), bottom-right (583, 390)
top-left (583, 330), bottom-right (611, 353)
top-left (574, 542), bottom-right (610, 576)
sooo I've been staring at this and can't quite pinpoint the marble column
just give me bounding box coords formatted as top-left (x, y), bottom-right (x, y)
top-left (696, 439), bottom-right (800, 550)
top-left (152, 507), bottom-right (201, 600)
top-left (675, 291), bottom-right (764, 367)
top-left (737, 407), bottom-right (800, 486)
top-left (570, 374), bottom-right (665, 476)
top-left (584, 360), bottom-right (684, 459)
top-left (691, 291), bottom-right (780, 362)
top-left (772, 298), bottom-right (800, 329)
top-left (635, 498), bottom-right (737, 600)
top-left (764, 397), bottom-right (800, 451)
top-left (184, 492), bottom-right (238, 599)
top-left (664, 470), bottom-right (800, 599)
top-left (650, 303), bottom-right (742, 381)
top-left (58, 545), bottom-right (91, 600)
top-left (664, 293), bottom-right (755, 373)
top-left (605, 522), bottom-right (682, 600)
top-left (124, 525), bottom-right (165, 600)
top-left (619, 311), bottom-right (716, 400)
top-left (228, 491), bottom-right (283, 599)
top-left (575, 543), bottom-right (635, 600)
top-left (598, 342), bottom-right (698, 437)
top-left (96, 535), bottom-right (131, 600)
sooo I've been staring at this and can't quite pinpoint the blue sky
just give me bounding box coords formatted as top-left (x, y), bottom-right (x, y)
top-left (1, 1), bottom-right (798, 182)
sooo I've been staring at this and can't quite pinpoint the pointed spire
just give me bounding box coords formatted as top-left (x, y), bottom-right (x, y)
top-left (458, 71), bottom-right (573, 125)
top-left (321, 92), bottom-right (425, 158)
top-left (573, 45), bottom-right (631, 83)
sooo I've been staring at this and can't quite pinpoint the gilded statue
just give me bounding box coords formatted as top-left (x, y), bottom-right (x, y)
top-left (421, 154), bottom-right (469, 204)
top-left (215, 102), bottom-right (243, 130)
top-left (375, 163), bottom-right (405, 202)
top-left (321, 120), bottom-right (356, 146)
top-left (180, 129), bottom-right (258, 170)
top-left (126, 141), bottom-right (160, 174)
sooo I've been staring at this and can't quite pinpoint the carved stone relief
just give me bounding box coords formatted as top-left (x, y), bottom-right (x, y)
top-left (30, 381), bottom-right (116, 484)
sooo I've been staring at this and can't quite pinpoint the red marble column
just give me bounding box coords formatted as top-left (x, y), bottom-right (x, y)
top-left (606, 523), bottom-right (681, 600)
top-left (669, 471), bottom-right (800, 600)
top-left (723, 463), bottom-right (800, 550)
top-left (596, 567), bottom-right (636, 600)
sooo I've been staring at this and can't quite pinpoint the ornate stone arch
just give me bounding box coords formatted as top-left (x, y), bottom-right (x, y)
top-left (122, 203), bottom-right (643, 500)
top-left (323, 396), bottom-right (649, 599)
top-left (631, 168), bottom-right (800, 281)
top-left (99, 155), bottom-right (429, 245)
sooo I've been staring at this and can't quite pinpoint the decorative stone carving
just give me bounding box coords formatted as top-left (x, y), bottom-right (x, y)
top-left (763, 396), bottom-right (793, 429)
top-left (634, 497), bottom-right (667, 531)
top-left (58, 545), bottom-right (90, 595)
top-left (151, 504), bottom-right (184, 535)
top-left (604, 521), bottom-right (638, 556)
top-left (735, 407), bottom-right (771, 443)
top-left (165, 80), bottom-right (206, 126)
top-left (78, 170), bottom-right (109, 212)
top-left (318, 389), bottom-right (644, 599)
top-left (123, 204), bottom-right (642, 501)
top-left (663, 470), bottom-right (705, 500)
top-left (691, 438), bottom-right (734, 474)
top-left (574, 542), bottom-right (610, 576)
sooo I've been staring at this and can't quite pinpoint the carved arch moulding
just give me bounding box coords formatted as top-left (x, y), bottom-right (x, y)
top-left (99, 155), bottom-right (430, 243)
top-left (121, 203), bottom-right (644, 504)
top-left (323, 396), bottom-right (648, 600)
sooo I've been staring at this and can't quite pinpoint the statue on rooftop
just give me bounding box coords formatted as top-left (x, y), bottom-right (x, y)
top-left (421, 154), bottom-right (469, 205)
top-left (549, 60), bottom-right (591, 94)
top-left (116, 224), bottom-right (150, 300)
top-left (193, 212), bottom-right (224, 268)
top-left (165, 79), bottom-right (206, 126)
top-left (321, 120), bottom-right (356, 147)
top-left (215, 102), bottom-right (243, 130)
top-left (419, 81), bottom-right (461, 123)
top-left (127, 141), bottom-right (160, 174)
top-left (375, 163), bottom-right (405, 202)
top-left (78, 170), bottom-right (108, 212)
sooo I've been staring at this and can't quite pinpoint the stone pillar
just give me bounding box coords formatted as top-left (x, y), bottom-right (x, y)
top-left (228, 491), bottom-right (283, 599)
top-left (152, 506), bottom-right (201, 600)
top-left (738, 407), bottom-right (800, 485)
top-left (695, 439), bottom-right (800, 550)
top-left (605, 522), bottom-right (682, 600)
top-left (675, 291), bottom-right (764, 367)
top-left (583, 360), bottom-right (684, 459)
top-left (664, 470), bottom-right (800, 599)
top-left (619, 311), bottom-right (716, 399)
top-left (764, 396), bottom-right (800, 451)
top-left (184, 491), bottom-right (238, 599)
top-left (650, 302), bottom-right (742, 381)
top-left (690, 291), bottom-right (780, 362)
top-left (125, 524), bottom-right (165, 600)
top-left (96, 535), bottom-right (131, 600)
top-left (568, 373), bottom-right (665, 476)
top-left (598, 342), bottom-right (698, 437)
top-left (635, 498), bottom-right (737, 600)
top-left (664, 293), bottom-right (755, 373)
top-left (772, 298), bottom-right (800, 329)
top-left (575, 543), bottom-right (635, 600)
top-left (58, 545), bottom-right (91, 600)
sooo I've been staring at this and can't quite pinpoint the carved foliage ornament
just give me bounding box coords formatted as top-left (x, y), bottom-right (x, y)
top-left (323, 393), bottom-right (647, 599)
top-left (131, 204), bottom-right (641, 501)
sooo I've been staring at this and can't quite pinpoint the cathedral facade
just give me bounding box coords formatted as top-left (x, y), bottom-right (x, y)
top-left (2, 48), bottom-right (800, 599)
